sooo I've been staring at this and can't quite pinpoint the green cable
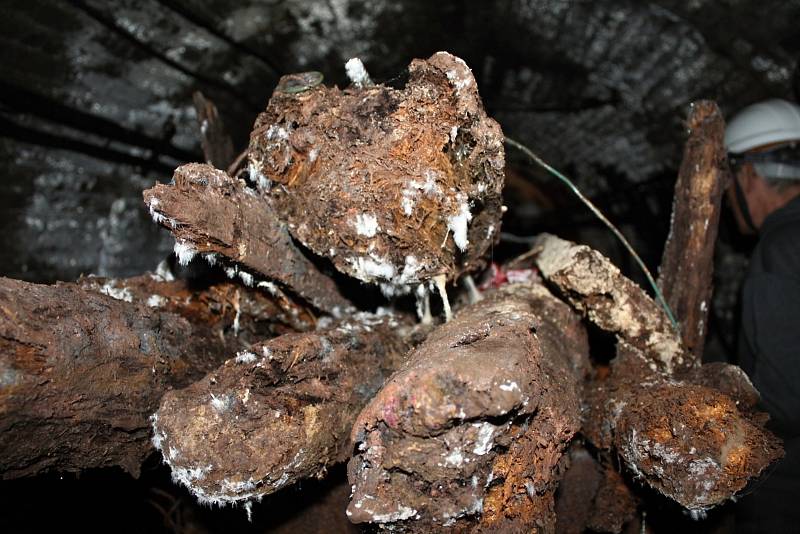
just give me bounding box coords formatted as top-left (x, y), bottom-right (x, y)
top-left (504, 136), bottom-right (680, 333)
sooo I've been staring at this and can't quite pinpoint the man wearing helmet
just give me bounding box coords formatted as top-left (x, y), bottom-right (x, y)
top-left (724, 99), bottom-right (800, 532)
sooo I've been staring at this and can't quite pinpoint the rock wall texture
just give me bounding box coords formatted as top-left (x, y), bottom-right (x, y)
top-left (1, 0), bottom-right (796, 283)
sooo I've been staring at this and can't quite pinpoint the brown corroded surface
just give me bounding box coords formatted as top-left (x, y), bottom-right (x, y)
top-left (583, 345), bottom-right (782, 515)
top-left (78, 273), bottom-right (315, 337)
top-left (248, 52), bottom-right (505, 295)
top-left (554, 445), bottom-right (637, 534)
top-left (586, 460), bottom-right (639, 533)
top-left (535, 234), bottom-right (781, 516)
top-left (347, 283), bottom-right (588, 531)
top-left (657, 100), bottom-right (729, 363)
top-left (192, 91), bottom-right (236, 170)
top-left (144, 163), bottom-right (351, 313)
top-left (152, 311), bottom-right (412, 506)
top-left (554, 446), bottom-right (603, 534)
top-left (680, 361), bottom-right (762, 414)
top-left (0, 277), bottom-right (232, 478)
top-left (534, 232), bottom-right (686, 374)
top-left (614, 375), bottom-right (782, 511)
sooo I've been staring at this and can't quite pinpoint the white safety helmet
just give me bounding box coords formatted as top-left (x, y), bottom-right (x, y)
top-left (725, 99), bottom-right (800, 180)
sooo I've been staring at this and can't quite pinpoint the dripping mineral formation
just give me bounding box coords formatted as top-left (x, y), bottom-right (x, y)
top-left (246, 52), bottom-right (505, 300)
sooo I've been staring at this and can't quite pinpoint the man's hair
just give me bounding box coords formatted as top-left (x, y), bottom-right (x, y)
top-left (739, 143), bottom-right (800, 191)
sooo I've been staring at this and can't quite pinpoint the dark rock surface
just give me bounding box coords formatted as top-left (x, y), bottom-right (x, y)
top-left (2, 0), bottom-right (796, 285)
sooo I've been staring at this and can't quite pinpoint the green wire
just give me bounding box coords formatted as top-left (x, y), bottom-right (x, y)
top-left (504, 136), bottom-right (680, 333)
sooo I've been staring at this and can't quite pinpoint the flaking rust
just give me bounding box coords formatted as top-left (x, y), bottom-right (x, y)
top-left (78, 273), bottom-right (316, 338)
top-left (1, 44), bottom-right (784, 532)
top-left (151, 310), bottom-right (414, 508)
top-left (144, 163), bottom-right (351, 314)
top-left (554, 444), bottom-right (638, 534)
top-left (347, 282), bottom-right (590, 532)
top-left (248, 52), bottom-right (505, 297)
top-left (0, 277), bottom-right (235, 478)
top-left (535, 235), bottom-right (782, 520)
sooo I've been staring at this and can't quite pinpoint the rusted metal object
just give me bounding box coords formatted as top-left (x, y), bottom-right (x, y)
top-left (144, 163), bottom-right (352, 314)
top-left (0, 277), bottom-right (233, 478)
top-left (347, 282), bottom-right (589, 531)
top-left (535, 235), bottom-right (781, 518)
top-left (78, 273), bottom-right (316, 338)
top-left (657, 100), bottom-right (730, 363)
top-left (151, 311), bottom-right (414, 507)
top-left (248, 52), bottom-right (505, 298)
top-left (554, 444), bottom-right (638, 534)
top-left (192, 91), bottom-right (236, 170)
top-left (534, 232), bottom-right (685, 375)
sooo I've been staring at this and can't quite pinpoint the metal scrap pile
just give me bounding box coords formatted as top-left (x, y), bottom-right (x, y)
top-left (0, 53), bottom-right (782, 532)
